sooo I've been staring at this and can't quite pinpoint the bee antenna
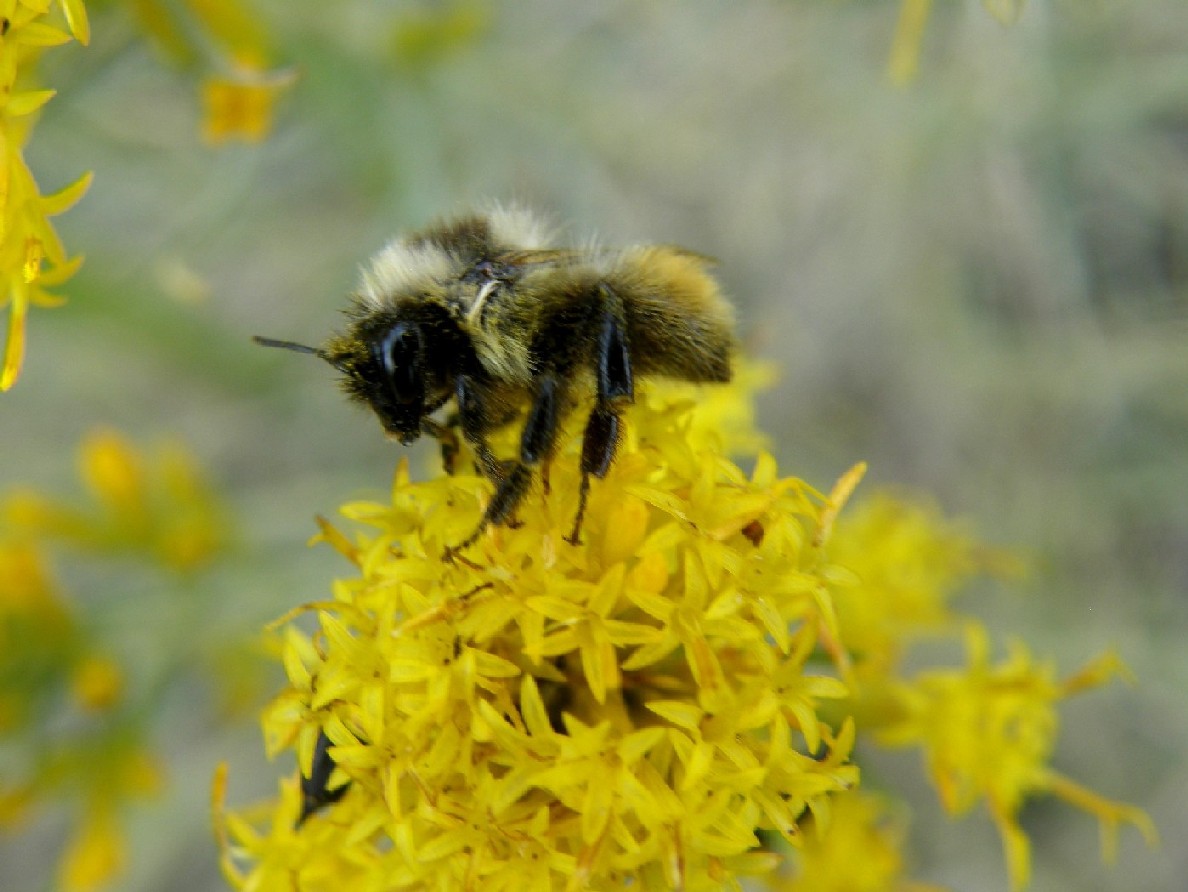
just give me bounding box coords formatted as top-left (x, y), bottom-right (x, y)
top-left (253, 336), bottom-right (343, 370)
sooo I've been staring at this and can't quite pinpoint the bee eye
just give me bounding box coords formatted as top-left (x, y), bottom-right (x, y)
top-left (377, 323), bottom-right (425, 405)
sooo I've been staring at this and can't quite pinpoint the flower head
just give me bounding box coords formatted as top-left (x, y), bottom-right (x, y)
top-left (0, 0), bottom-right (91, 390)
top-left (219, 365), bottom-right (1153, 890)
top-left (877, 624), bottom-right (1157, 890)
top-left (220, 375), bottom-right (861, 889)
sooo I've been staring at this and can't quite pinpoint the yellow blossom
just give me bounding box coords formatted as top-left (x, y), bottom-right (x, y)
top-left (877, 624), bottom-right (1157, 890)
top-left (70, 653), bottom-right (125, 713)
top-left (887, 0), bottom-right (934, 86)
top-left (0, 539), bottom-right (75, 732)
top-left (775, 790), bottom-right (944, 892)
top-left (390, 1), bottom-right (491, 68)
top-left (2, 424), bottom-right (223, 891)
top-left (57, 802), bottom-right (127, 892)
top-left (1, 428), bottom-right (229, 571)
top-left (221, 377), bottom-right (860, 890)
top-left (221, 366), bottom-right (1152, 890)
top-left (201, 64), bottom-right (296, 145)
top-left (0, 0), bottom-right (91, 390)
top-left (828, 493), bottom-right (983, 673)
top-left (52, 742), bottom-right (160, 890)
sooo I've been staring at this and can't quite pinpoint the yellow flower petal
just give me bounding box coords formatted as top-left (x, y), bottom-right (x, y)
top-left (888, 0), bottom-right (934, 86)
top-left (57, 806), bottom-right (126, 892)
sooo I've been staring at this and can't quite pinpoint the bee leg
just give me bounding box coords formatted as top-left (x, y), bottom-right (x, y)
top-left (420, 418), bottom-right (461, 475)
top-left (297, 729), bottom-right (350, 827)
top-left (445, 375), bottom-right (562, 559)
top-left (567, 302), bottom-right (634, 545)
top-left (455, 375), bottom-right (505, 483)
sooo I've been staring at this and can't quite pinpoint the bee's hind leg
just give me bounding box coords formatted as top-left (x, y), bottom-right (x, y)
top-left (566, 293), bottom-right (634, 546)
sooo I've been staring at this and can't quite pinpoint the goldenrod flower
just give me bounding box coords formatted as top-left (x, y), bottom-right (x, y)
top-left (70, 653), bottom-right (125, 713)
top-left (122, 0), bottom-right (293, 143)
top-left (0, 539), bottom-right (75, 732)
top-left (3, 427), bottom-right (229, 571)
top-left (774, 790), bottom-right (943, 892)
top-left (55, 744), bottom-right (164, 892)
top-left (0, 0), bottom-right (91, 390)
top-left (201, 64), bottom-right (296, 145)
top-left (2, 428), bottom-right (228, 889)
top-left (219, 372), bottom-right (1153, 889)
top-left (219, 377), bottom-right (861, 890)
top-left (877, 624), bottom-right (1157, 890)
top-left (828, 493), bottom-right (985, 674)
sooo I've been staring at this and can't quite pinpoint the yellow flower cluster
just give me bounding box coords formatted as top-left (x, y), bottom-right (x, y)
top-left (0, 0), bottom-right (92, 390)
top-left (829, 496), bottom-right (1156, 889)
top-left (876, 628), bottom-right (1156, 890)
top-left (218, 379), bottom-right (862, 891)
top-left (4, 428), bottom-right (228, 571)
top-left (216, 371), bottom-right (1154, 890)
top-left (1, 428), bottom-right (227, 890)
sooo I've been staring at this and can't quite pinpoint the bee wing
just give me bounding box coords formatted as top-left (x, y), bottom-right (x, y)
top-left (496, 248), bottom-right (586, 268)
top-left (498, 246), bottom-right (718, 269)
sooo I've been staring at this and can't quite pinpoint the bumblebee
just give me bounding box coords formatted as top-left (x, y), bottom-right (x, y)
top-left (255, 207), bottom-right (735, 554)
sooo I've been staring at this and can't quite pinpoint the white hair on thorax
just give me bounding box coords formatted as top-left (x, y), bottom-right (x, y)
top-left (356, 240), bottom-right (453, 308)
top-left (482, 202), bottom-right (553, 250)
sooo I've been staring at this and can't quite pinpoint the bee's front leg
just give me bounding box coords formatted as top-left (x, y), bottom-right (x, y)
top-left (454, 375), bottom-right (507, 483)
top-left (444, 374), bottom-right (563, 561)
top-left (420, 417), bottom-right (461, 475)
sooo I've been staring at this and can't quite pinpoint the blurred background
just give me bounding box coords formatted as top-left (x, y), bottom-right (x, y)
top-left (2, 0), bottom-right (1185, 889)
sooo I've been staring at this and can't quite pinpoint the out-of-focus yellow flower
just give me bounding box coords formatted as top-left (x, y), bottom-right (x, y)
top-left (2, 425), bottom-right (226, 891)
top-left (878, 624), bottom-right (1157, 890)
top-left (390, 0), bottom-right (491, 68)
top-left (201, 64), bottom-right (296, 145)
top-left (829, 493), bottom-right (982, 672)
top-left (221, 376), bottom-right (861, 890)
top-left (70, 653), bottom-right (125, 713)
top-left (0, 537), bottom-right (66, 617)
top-left (125, 0), bottom-right (293, 143)
top-left (887, 0), bottom-right (1028, 84)
top-left (0, 540), bottom-right (76, 732)
top-left (0, 0), bottom-right (91, 389)
top-left (54, 742), bottom-right (163, 892)
top-left (57, 802), bottom-right (126, 892)
top-left (888, 0), bottom-right (933, 86)
top-left (774, 790), bottom-right (944, 892)
top-left (2, 428), bottom-right (229, 571)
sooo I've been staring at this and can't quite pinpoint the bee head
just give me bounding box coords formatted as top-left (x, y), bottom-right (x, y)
top-left (305, 305), bottom-right (465, 445)
top-left (367, 320), bottom-right (429, 444)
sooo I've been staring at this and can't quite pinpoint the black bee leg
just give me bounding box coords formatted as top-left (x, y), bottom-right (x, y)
top-left (567, 301), bottom-right (634, 546)
top-left (420, 418), bottom-right (461, 474)
top-left (446, 375), bottom-right (563, 559)
top-left (297, 729), bottom-right (350, 827)
top-left (567, 407), bottom-right (623, 544)
top-left (455, 375), bottom-right (505, 483)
